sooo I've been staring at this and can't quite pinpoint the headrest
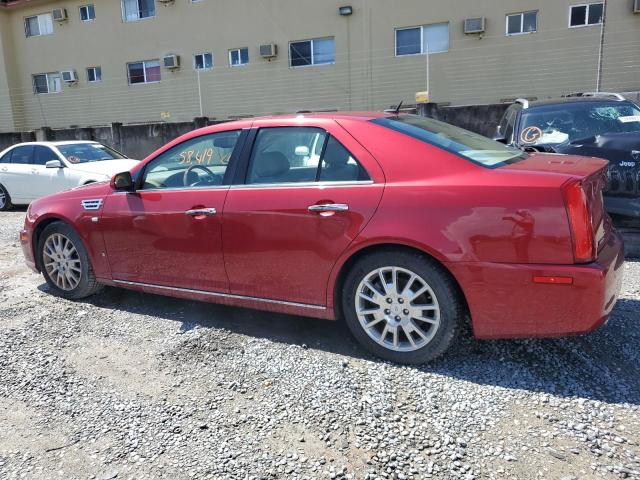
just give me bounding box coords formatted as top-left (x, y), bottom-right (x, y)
top-left (254, 151), bottom-right (289, 178)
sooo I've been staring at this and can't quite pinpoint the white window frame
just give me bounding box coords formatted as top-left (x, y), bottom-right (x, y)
top-left (79, 4), bottom-right (95, 22)
top-left (24, 13), bottom-right (54, 37)
top-left (394, 23), bottom-right (450, 57)
top-left (127, 60), bottom-right (161, 85)
top-left (193, 52), bottom-right (213, 71)
top-left (229, 47), bottom-right (249, 67)
top-left (289, 37), bottom-right (335, 68)
top-left (568, 3), bottom-right (604, 28)
top-left (33, 73), bottom-right (61, 94)
top-left (87, 66), bottom-right (102, 83)
top-left (505, 11), bottom-right (538, 36)
top-left (121, 0), bottom-right (156, 23)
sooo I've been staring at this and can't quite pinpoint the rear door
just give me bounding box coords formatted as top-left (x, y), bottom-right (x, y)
top-left (222, 118), bottom-right (384, 307)
top-left (1, 145), bottom-right (35, 203)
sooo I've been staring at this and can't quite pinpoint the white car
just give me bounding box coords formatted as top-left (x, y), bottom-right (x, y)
top-left (0, 141), bottom-right (139, 210)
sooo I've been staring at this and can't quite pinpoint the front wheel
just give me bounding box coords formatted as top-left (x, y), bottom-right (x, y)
top-left (38, 222), bottom-right (102, 299)
top-left (342, 250), bottom-right (464, 364)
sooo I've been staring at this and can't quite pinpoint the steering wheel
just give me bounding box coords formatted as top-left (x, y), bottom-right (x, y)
top-left (183, 164), bottom-right (220, 187)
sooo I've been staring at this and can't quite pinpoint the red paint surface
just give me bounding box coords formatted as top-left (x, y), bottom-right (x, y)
top-left (21, 112), bottom-right (624, 338)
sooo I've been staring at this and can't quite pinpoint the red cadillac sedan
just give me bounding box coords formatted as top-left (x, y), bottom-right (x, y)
top-left (20, 112), bottom-right (624, 364)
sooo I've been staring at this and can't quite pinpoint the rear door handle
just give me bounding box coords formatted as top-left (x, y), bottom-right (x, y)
top-left (308, 203), bottom-right (349, 212)
top-left (185, 208), bottom-right (217, 216)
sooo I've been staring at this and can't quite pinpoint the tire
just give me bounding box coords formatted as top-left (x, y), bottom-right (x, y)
top-left (0, 184), bottom-right (12, 211)
top-left (341, 250), bottom-right (463, 364)
top-left (38, 222), bottom-right (102, 299)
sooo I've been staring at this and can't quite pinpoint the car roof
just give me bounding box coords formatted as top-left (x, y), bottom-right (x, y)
top-left (248, 111), bottom-right (392, 121)
top-left (527, 97), bottom-right (635, 108)
top-left (5, 140), bottom-right (99, 149)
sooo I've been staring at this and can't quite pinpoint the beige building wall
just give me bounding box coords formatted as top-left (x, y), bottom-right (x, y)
top-left (0, 0), bottom-right (638, 131)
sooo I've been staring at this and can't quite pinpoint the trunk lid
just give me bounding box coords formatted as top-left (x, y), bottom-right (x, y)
top-left (504, 153), bottom-right (611, 255)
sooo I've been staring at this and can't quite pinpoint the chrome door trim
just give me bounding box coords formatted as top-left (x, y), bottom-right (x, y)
top-left (185, 208), bottom-right (217, 216)
top-left (228, 180), bottom-right (374, 190)
top-left (112, 279), bottom-right (327, 310)
top-left (308, 203), bottom-right (349, 212)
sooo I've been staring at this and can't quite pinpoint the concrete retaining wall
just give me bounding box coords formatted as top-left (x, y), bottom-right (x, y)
top-left (417, 102), bottom-right (510, 138)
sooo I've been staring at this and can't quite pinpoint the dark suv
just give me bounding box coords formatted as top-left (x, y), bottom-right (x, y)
top-left (495, 93), bottom-right (640, 229)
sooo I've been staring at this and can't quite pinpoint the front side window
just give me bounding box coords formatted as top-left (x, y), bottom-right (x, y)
top-left (142, 131), bottom-right (240, 189)
top-left (33, 146), bottom-right (58, 166)
top-left (247, 127), bottom-right (369, 185)
top-left (506, 11), bottom-right (538, 35)
top-left (80, 4), bottom-right (96, 21)
top-left (25, 13), bottom-right (53, 37)
top-left (122, 0), bottom-right (155, 22)
top-left (570, 3), bottom-right (604, 27)
top-left (290, 37), bottom-right (335, 67)
top-left (57, 143), bottom-right (126, 164)
top-left (396, 23), bottom-right (449, 56)
top-left (372, 115), bottom-right (526, 168)
top-left (33, 73), bottom-right (61, 94)
top-left (229, 48), bottom-right (249, 66)
top-left (127, 60), bottom-right (161, 84)
top-left (87, 66), bottom-right (102, 82)
top-left (194, 52), bottom-right (213, 71)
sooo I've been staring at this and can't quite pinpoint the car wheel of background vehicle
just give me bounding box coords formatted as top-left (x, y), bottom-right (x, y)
top-left (38, 222), bottom-right (102, 300)
top-left (0, 184), bottom-right (12, 211)
top-left (342, 250), bottom-right (463, 364)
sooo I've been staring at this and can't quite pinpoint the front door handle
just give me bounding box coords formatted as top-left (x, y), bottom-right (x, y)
top-left (1, 167), bottom-right (7, 172)
top-left (185, 208), bottom-right (217, 216)
top-left (308, 203), bottom-right (349, 213)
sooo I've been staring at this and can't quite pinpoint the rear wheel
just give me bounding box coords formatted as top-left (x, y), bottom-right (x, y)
top-left (38, 222), bottom-right (102, 299)
top-left (342, 250), bottom-right (463, 364)
top-left (0, 184), bottom-right (12, 211)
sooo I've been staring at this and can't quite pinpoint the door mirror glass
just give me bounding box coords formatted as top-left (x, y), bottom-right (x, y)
top-left (45, 159), bottom-right (63, 168)
top-left (111, 171), bottom-right (134, 191)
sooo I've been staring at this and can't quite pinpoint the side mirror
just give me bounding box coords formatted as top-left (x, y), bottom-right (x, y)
top-left (110, 171), bottom-right (135, 192)
top-left (45, 159), bottom-right (63, 168)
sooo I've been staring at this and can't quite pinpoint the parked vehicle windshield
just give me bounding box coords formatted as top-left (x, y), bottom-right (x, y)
top-left (519, 102), bottom-right (640, 146)
top-left (57, 143), bottom-right (127, 164)
top-left (372, 115), bottom-right (526, 167)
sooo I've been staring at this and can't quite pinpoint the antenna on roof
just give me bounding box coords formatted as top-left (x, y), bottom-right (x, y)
top-left (394, 100), bottom-right (404, 115)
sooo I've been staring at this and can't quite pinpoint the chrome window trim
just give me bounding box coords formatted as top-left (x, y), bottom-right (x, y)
top-left (113, 279), bottom-right (326, 310)
top-left (231, 180), bottom-right (375, 190)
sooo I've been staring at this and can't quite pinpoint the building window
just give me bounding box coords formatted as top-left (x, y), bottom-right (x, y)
top-left (229, 48), bottom-right (249, 67)
top-left (33, 73), bottom-right (61, 94)
top-left (395, 23), bottom-right (449, 56)
top-left (569, 3), bottom-right (604, 27)
top-left (79, 4), bottom-right (95, 21)
top-left (87, 66), bottom-right (102, 82)
top-left (289, 37), bottom-right (335, 67)
top-left (122, 0), bottom-right (155, 22)
top-left (506, 11), bottom-right (538, 35)
top-left (24, 13), bottom-right (53, 37)
top-left (127, 60), bottom-right (161, 84)
top-left (194, 53), bottom-right (213, 70)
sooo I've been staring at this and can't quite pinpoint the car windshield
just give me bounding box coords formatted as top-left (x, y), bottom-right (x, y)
top-left (372, 115), bottom-right (526, 168)
top-left (57, 143), bottom-right (127, 164)
top-left (519, 102), bottom-right (640, 146)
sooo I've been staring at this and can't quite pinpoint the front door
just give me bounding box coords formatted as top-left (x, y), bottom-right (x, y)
top-left (222, 122), bottom-right (384, 306)
top-left (100, 130), bottom-right (244, 292)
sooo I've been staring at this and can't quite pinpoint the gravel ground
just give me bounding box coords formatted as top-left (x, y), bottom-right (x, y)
top-left (0, 210), bottom-right (638, 480)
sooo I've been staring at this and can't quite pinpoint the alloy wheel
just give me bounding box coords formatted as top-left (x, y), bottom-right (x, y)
top-left (42, 233), bottom-right (82, 291)
top-left (355, 266), bottom-right (441, 352)
top-left (0, 190), bottom-right (5, 209)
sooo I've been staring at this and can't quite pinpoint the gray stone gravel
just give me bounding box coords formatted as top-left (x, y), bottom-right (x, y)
top-left (0, 210), bottom-right (638, 480)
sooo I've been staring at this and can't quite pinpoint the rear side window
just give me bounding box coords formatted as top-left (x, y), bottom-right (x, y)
top-left (372, 115), bottom-right (526, 168)
top-left (246, 127), bottom-right (370, 185)
top-left (0, 150), bottom-right (12, 163)
top-left (10, 146), bottom-right (34, 164)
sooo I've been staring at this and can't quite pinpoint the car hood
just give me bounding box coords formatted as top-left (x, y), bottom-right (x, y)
top-left (68, 159), bottom-right (139, 177)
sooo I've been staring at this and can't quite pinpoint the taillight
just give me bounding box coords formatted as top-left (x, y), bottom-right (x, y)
top-left (562, 180), bottom-right (595, 263)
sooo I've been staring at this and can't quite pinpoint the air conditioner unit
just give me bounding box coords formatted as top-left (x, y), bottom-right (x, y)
top-left (52, 8), bottom-right (68, 22)
top-left (464, 17), bottom-right (485, 34)
top-left (60, 70), bottom-right (77, 83)
top-left (634, 0), bottom-right (640, 13)
top-left (259, 44), bottom-right (278, 58)
top-left (157, 0), bottom-right (175, 4)
top-left (163, 54), bottom-right (180, 69)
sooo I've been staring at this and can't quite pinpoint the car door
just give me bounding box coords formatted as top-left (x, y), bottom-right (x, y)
top-left (29, 145), bottom-right (64, 199)
top-left (222, 119), bottom-right (385, 307)
top-left (0, 145), bottom-right (35, 203)
top-left (100, 129), bottom-right (245, 292)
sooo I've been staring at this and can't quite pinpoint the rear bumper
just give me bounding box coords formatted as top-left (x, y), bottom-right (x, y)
top-left (446, 230), bottom-right (625, 339)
